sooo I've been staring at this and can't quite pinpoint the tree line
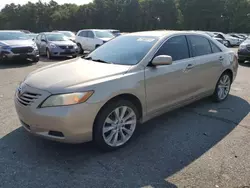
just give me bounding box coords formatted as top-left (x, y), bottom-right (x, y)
top-left (0, 0), bottom-right (250, 33)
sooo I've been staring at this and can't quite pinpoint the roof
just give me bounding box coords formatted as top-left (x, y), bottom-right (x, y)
top-left (126, 30), bottom-right (209, 38)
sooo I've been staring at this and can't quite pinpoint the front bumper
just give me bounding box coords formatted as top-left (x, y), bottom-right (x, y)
top-left (0, 49), bottom-right (39, 61)
top-left (50, 47), bottom-right (78, 57)
top-left (14, 84), bottom-right (100, 143)
top-left (238, 49), bottom-right (250, 61)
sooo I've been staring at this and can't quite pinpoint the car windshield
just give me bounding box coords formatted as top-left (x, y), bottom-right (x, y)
top-left (85, 35), bottom-right (158, 65)
top-left (60, 31), bottom-right (75, 37)
top-left (94, 31), bottom-right (114, 38)
top-left (0, 32), bottom-right (29, 40)
top-left (46, 34), bottom-right (68, 41)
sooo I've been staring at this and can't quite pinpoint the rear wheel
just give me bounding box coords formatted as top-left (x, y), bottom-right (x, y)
top-left (77, 43), bottom-right (83, 54)
top-left (213, 72), bottom-right (232, 102)
top-left (224, 40), bottom-right (230, 47)
top-left (94, 100), bottom-right (138, 151)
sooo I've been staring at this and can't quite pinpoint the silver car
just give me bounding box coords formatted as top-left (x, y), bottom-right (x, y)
top-left (15, 31), bottom-right (238, 151)
top-left (0, 30), bottom-right (39, 63)
top-left (35, 32), bottom-right (78, 59)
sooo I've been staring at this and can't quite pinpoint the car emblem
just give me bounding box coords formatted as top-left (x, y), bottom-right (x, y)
top-left (18, 85), bottom-right (24, 97)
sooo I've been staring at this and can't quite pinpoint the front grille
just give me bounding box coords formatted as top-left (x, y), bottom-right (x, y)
top-left (59, 45), bottom-right (73, 50)
top-left (17, 92), bottom-right (41, 106)
top-left (11, 47), bottom-right (33, 54)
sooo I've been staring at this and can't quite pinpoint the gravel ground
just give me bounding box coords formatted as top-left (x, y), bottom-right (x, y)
top-left (0, 52), bottom-right (250, 188)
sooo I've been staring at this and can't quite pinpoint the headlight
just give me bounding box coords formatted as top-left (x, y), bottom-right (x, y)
top-left (40, 91), bottom-right (94, 108)
top-left (49, 43), bottom-right (57, 48)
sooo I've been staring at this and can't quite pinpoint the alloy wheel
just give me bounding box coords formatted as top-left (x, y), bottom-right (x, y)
top-left (102, 106), bottom-right (137, 147)
top-left (217, 74), bottom-right (231, 100)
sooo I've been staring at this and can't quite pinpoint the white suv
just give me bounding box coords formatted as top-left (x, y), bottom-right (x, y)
top-left (75, 29), bottom-right (114, 53)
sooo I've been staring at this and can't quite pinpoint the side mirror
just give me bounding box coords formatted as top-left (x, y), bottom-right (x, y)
top-left (151, 55), bottom-right (172, 66)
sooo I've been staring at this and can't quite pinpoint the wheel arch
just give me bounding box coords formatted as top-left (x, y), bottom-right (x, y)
top-left (92, 93), bottom-right (144, 138)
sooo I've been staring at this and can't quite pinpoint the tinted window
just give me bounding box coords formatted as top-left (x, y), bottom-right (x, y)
top-left (210, 41), bottom-right (222, 53)
top-left (188, 35), bottom-right (212, 57)
top-left (87, 31), bottom-right (94, 38)
top-left (46, 33), bottom-right (68, 41)
top-left (155, 35), bottom-right (189, 61)
top-left (86, 35), bottom-right (158, 65)
top-left (94, 30), bottom-right (114, 38)
top-left (79, 31), bottom-right (87, 37)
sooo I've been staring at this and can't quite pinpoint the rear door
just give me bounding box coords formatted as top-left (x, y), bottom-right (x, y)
top-left (87, 31), bottom-right (96, 51)
top-left (187, 35), bottom-right (224, 94)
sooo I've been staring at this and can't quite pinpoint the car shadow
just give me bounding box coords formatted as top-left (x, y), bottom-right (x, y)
top-left (0, 59), bottom-right (34, 69)
top-left (0, 95), bottom-right (249, 188)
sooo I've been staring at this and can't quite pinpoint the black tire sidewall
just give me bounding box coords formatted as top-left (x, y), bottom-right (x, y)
top-left (213, 72), bottom-right (232, 102)
top-left (93, 99), bottom-right (139, 151)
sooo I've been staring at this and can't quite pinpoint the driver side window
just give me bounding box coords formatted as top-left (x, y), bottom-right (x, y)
top-left (155, 35), bottom-right (190, 61)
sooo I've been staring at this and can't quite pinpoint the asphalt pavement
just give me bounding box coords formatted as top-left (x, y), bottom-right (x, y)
top-left (0, 52), bottom-right (250, 188)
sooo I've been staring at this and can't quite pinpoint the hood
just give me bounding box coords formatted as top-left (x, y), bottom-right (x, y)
top-left (99, 37), bottom-right (113, 42)
top-left (24, 58), bottom-right (131, 93)
top-left (0, 40), bottom-right (35, 47)
top-left (49, 40), bottom-right (76, 46)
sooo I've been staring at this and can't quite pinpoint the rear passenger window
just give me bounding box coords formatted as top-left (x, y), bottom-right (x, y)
top-left (79, 31), bottom-right (87, 37)
top-left (210, 41), bottom-right (222, 53)
top-left (188, 35), bottom-right (212, 57)
top-left (87, 31), bottom-right (94, 38)
top-left (155, 35), bottom-right (189, 61)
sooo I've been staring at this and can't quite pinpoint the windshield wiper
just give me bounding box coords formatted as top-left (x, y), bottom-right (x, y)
top-left (91, 59), bottom-right (112, 64)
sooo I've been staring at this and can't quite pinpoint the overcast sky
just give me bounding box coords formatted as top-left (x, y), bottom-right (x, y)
top-left (0, 0), bottom-right (93, 10)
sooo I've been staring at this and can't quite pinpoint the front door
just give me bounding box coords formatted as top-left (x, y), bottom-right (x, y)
top-left (145, 35), bottom-right (201, 115)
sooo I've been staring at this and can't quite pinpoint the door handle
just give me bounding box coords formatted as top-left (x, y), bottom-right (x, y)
top-left (185, 64), bottom-right (195, 70)
top-left (219, 56), bottom-right (224, 61)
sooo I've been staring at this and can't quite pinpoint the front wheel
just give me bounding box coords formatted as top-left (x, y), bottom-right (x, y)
top-left (93, 100), bottom-right (139, 151)
top-left (32, 56), bottom-right (39, 63)
top-left (46, 49), bottom-right (52, 59)
top-left (213, 72), bottom-right (232, 102)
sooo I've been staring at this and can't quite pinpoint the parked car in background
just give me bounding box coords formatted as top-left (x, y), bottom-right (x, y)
top-left (75, 29), bottom-right (115, 53)
top-left (108, 29), bottom-right (121, 37)
top-left (213, 32), bottom-right (240, 47)
top-left (0, 30), bottom-right (39, 63)
top-left (35, 32), bottom-right (78, 59)
top-left (205, 32), bottom-right (228, 46)
top-left (238, 37), bottom-right (250, 63)
top-left (228, 33), bottom-right (245, 43)
top-left (27, 33), bottom-right (38, 40)
top-left (15, 30), bottom-right (238, 151)
top-left (53, 30), bottom-right (76, 43)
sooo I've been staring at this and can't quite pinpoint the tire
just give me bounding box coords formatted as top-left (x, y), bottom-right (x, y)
top-left (32, 56), bottom-right (39, 63)
top-left (213, 72), bottom-right (232, 102)
top-left (93, 99), bottom-right (139, 151)
top-left (46, 49), bottom-right (52, 59)
top-left (224, 41), bottom-right (230, 47)
top-left (77, 43), bottom-right (83, 54)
